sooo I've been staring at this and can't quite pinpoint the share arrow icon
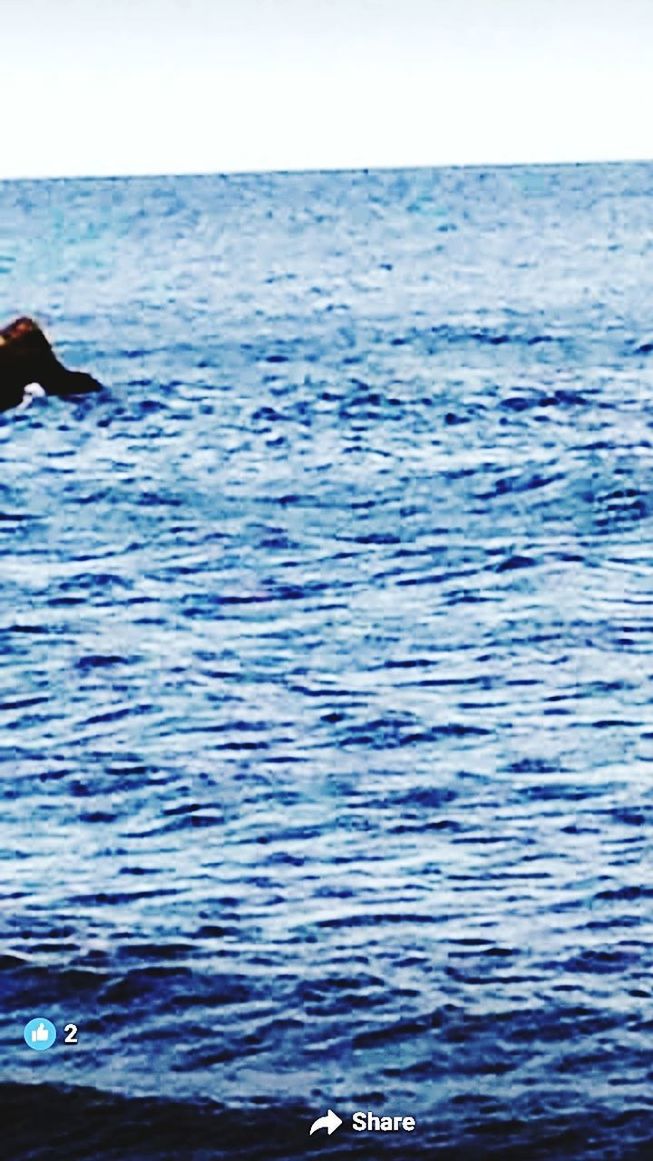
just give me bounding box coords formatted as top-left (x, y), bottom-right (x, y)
top-left (309, 1109), bottom-right (343, 1136)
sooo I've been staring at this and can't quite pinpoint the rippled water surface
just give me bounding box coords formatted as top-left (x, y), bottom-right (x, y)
top-left (1, 164), bottom-right (653, 1159)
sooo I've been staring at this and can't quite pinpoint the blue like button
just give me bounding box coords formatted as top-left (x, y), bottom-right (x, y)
top-left (24, 1017), bottom-right (57, 1051)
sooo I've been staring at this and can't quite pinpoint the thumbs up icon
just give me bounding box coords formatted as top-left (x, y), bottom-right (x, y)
top-left (24, 1017), bottom-right (56, 1051)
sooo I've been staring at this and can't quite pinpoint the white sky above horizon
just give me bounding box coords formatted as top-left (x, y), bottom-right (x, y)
top-left (1, 0), bottom-right (652, 180)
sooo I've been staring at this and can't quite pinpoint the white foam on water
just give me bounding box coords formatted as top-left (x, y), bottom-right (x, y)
top-left (17, 382), bottom-right (47, 409)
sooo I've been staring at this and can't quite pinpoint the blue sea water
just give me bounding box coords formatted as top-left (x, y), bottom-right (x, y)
top-left (1, 163), bottom-right (653, 1160)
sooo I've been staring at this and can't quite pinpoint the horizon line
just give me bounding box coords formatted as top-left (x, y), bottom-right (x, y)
top-left (1, 154), bottom-right (653, 186)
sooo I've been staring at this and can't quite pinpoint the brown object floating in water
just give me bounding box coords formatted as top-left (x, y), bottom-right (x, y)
top-left (0, 316), bottom-right (102, 412)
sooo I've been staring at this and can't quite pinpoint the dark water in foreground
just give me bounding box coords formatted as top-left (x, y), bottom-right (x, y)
top-left (1, 163), bottom-right (653, 1159)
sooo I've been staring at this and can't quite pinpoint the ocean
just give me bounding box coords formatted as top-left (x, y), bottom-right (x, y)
top-left (1, 162), bottom-right (652, 1159)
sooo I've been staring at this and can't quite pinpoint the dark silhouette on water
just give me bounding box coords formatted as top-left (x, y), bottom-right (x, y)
top-left (0, 317), bottom-right (102, 411)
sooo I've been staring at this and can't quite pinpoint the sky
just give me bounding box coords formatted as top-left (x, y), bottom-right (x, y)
top-left (1, 0), bottom-right (652, 180)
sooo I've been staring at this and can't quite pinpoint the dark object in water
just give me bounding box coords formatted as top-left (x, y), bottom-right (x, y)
top-left (0, 316), bottom-right (102, 412)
